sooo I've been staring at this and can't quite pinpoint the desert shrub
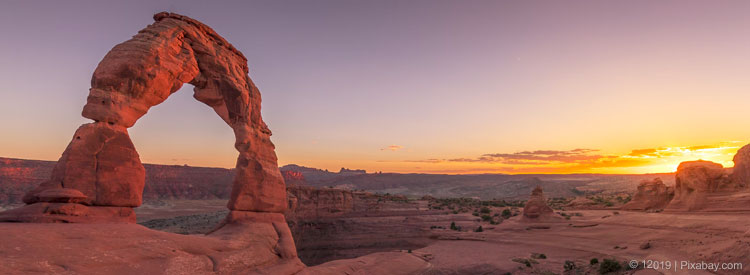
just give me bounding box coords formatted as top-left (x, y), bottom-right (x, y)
top-left (450, 222), bottom-right (457, 230)
top-left (531, 253), bottom-right (546, 259)
top-left (563, 260), bottom-right (576, 271)
top-left (599, 258), bottom-right (621, 274)
top-left (407, 249), bottom-right (412, 253)
top-left (512, 258), bottom-right (537, 267)
top-left (472, 212), bottom-right (479, 216)
top-left (475, 226), bottom-right (483, 232)
top-left (501, 209), bottom-right (512, 219)
top-left (480, 207), bottom-right (491, 214)
top-left (590, 258), bottom-right (599, 265)
top-left (481, 215), bottom-right (492, 222)
top-left (452, 210), bottom-right (458, 214)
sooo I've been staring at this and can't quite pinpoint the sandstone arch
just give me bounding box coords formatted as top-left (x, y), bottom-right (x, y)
top-left (11, 12), bottom-right (286, 222)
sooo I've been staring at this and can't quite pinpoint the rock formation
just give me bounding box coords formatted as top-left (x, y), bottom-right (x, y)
top-left (2, 12), bottom-right (286, 224)
top-left (522, 186), bottom-right (555, 220)
top-left (0, 12), bottom-right (309, 274)
top-left (622, 178), bottom-right (674, 211)
top-left (733, 144), bottom-right (750, 188)
top-left (666, 160), bottom-right (730, 211)
top-left (286, 186), bottom-right (354, 219)
top-left (282, 170), bottom-right (307, 186)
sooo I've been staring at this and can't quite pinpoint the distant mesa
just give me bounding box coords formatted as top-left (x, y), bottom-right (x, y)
top-left (339, 167), bottom-right (367, 175)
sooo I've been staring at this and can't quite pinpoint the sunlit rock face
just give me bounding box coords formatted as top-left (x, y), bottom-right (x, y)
top-left (666, 160), bottom-right (729, 211)
top-left (622, 178), bottom-right (674, 211)
top-left (6, 12), bottom-right (287, 224)
top-left (733, 144), bottom-right (750, 188)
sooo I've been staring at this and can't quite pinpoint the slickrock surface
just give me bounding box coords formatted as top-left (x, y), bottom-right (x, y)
top-left (622, 178), bottom-right (674, 211)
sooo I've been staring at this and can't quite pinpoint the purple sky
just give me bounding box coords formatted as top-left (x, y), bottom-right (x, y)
top-left (1, 1), bottom-right (749, 173)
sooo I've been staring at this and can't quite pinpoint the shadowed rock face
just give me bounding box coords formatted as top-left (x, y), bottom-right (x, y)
top-left (733, 144), bottom-right (750, 188)
top-left (522, 186), bottom-right (554, 220)
top-left (14, 12), bottom-right (286, 221)
top-left (622, 178), bottom-right (674, 211)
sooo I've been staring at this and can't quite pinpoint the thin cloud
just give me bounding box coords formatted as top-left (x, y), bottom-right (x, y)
top-left (381, 145), bottom-right (404, 152)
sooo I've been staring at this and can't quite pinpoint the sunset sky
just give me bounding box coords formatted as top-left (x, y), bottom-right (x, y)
top-left (1, 1), bottom-right (749, 174)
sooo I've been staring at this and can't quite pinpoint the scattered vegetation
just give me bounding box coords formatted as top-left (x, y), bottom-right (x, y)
top-left (530, 253), bottom-right (546, 259)
top-left (501, 209), bottom-right (512, 219)
top-left (598, 258), bottom-right (621, 274)
top-left (474, 226), bottom-right (483, 232)
top-left (590, 258), bottom-right (599, 265)
top-left (512, 257), bottom-right (538, 267)
top-left (563, 260), bottom-right (576, 271)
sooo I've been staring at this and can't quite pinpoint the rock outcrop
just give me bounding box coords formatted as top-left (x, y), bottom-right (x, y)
top-left (622, 178), bottom-right (674, 211)
top-left (522, 186), bottom-right (555, 220)
top-left (2, 12), bottom-right (286, 224)
top-left (286, 186), bottom-right (354, 219)
top-left (733, 144), bottom-right (750, 188)
top-left (282, 170), bottom-right (307, 186)
top-left (0, 12), bottom-right (306, 274)
top-left (666, 161), bottom-right (730, 211)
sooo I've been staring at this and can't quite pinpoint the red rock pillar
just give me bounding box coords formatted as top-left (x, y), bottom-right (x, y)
top-left (1, 122), bottom-right (143, 223)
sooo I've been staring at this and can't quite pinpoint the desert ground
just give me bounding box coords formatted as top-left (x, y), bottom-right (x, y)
top-left (118, 194), bottom-right (748, 275)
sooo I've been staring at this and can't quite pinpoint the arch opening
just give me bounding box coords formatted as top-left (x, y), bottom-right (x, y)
top-left (9, 12), bottom-right (287, 223)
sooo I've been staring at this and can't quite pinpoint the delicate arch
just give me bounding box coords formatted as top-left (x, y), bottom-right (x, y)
top-left (22, 12), bottom-right (286, 213)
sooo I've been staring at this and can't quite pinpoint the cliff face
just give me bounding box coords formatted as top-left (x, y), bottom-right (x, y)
top-left (142, 164), bottom-right (234, 200)
top-left (284, 186), bottom-right (431, 266)
top-left (0, 157), bottom-right (234, 205)
top-left (0, 158), bottom-right (56, 205)
top-left (286, 186), bottom-right (354, 219)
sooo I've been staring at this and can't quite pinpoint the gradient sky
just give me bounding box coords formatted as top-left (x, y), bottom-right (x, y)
top-left (1, 0), bottom-right (749, 174)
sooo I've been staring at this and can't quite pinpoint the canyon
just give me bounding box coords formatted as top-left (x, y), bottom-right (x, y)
top-left (1, 10), bottom-right (750, 275)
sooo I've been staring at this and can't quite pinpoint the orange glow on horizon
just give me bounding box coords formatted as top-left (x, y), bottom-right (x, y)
top-left (280, 142), bottom-right (744, 175)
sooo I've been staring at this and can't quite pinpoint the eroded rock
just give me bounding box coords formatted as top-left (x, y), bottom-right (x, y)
top-left (622, 178), bottom-right (674, 211)
top-left (522, 186), bottom-right (555, 220)
top-left (666, 160), bottom-right (730, 211)
top-left (15, 12), bottom-right (286, 221)
top-left (733, 144), bottom-right (750, 187)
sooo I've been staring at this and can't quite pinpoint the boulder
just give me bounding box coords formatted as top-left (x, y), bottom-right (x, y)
top-left (522, 186), bottom-right (555, 220)
top-left (622, 178), bottom-right (674, 211)
top-left (666, 160), bottom-right (729, 211)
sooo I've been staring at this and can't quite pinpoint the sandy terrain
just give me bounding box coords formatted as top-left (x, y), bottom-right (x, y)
top-left (132, 199), bottom-right (750, 274)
